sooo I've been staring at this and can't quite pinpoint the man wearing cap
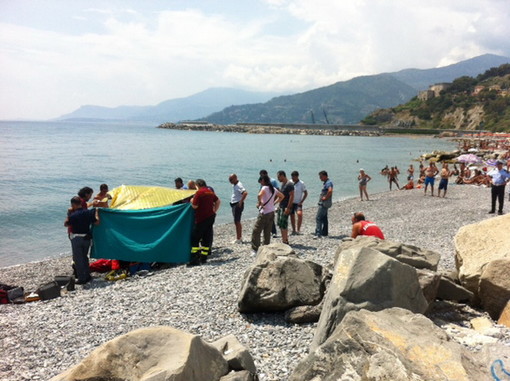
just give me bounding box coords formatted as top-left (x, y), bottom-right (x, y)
top-left (351, 212), bottom-right (385, 239)
top-left (487, 160), bottom-right (510, 215)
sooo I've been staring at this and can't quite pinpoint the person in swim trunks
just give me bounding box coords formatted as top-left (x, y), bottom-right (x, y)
top-left (437, 163), bottom-right (451, 198)
top-left (424, 161), bottom-right (439, 196)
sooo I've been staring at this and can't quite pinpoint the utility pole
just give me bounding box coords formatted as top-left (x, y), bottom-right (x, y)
top-left (322, 108), bottom-right (330, 124)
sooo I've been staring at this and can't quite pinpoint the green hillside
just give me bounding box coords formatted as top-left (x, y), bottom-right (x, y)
top-left (363, 64), bottom-right (510, 132)
top-left (203, 75), bottom-right (417, 125)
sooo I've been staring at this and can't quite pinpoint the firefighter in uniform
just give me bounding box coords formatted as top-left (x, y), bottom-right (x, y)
top-left (189, 179), bottom-right (221, 266)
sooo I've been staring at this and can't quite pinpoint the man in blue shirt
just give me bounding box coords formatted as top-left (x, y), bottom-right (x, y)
top-left (315, 170), bottom-right (333, 238)
top-left (488, 160), bottom-right (510, 215)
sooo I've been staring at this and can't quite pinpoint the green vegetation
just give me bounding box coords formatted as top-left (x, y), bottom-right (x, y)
top-left (362, 64), bottom-right (510, 132)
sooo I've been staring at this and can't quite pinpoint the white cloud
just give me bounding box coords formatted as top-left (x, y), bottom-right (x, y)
top-left (0, 1), bottom-right (509, 119)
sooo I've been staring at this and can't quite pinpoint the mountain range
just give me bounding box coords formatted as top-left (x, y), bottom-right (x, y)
top-left (56, 88), bottom-right (280, 123)
top-left (57, 54), bottom-right (510, 125)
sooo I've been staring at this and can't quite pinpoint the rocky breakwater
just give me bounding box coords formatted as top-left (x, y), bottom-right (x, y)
top-left (421, 148), bottom-right (508, 164)
top-left (157, 122), bottom-right (382, 137)
top-left (237, 240), bottom-right (510, 380)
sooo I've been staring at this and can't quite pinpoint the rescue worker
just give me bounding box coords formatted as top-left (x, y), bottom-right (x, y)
top-left (351, 212), bottom-right (385, 240)
top-left (188, 179), bottom-right (221, 266)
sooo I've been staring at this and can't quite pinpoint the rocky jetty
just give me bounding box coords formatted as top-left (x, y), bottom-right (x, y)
top-left (157, 122), bottom-right (382, 137)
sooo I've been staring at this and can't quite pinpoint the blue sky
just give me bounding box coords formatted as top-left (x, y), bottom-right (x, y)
top-left (1, 0), bottom-right (509, 120)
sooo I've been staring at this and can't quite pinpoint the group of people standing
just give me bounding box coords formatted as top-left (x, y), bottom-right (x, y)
top-left (190, 168), bottom-right (388, 264)
top-left (199, 169), bottom-right (333, 257)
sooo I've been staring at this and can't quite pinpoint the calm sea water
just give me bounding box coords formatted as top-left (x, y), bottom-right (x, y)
top-left (0, 120), bottom-right (455, 267)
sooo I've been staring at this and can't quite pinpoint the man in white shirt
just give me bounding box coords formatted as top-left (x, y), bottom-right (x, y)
top-left (229, 174), bottom-right (248, 243)
top-left (290, 171), bottom-right (308, 235)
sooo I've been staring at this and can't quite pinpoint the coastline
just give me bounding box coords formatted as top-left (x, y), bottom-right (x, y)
top-left (0, 185), bottom-right (497, 380)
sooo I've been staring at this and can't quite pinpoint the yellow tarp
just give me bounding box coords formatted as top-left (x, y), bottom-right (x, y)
top-left (109, 185), bottom-right (196, 210)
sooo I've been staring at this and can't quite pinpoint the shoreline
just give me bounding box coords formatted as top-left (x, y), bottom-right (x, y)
top-left (0, 185), bottom-right (499, 380)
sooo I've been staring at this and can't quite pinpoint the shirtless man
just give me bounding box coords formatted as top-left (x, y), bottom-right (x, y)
top-left (388, 166), bottom-right (400, 190)
top-left (423, 161), bottom-right (439, 196)
top-left (437, 163), bottom-right (451, 198)
top-left (93, 184), bottom-right (112, 207)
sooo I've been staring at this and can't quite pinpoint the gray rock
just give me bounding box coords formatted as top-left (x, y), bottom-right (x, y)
top-left (238, 244), bottom-right (324, 313)
top-left (437, 275), bottom-right (475, 303)
top-left (439, 269), bottom-right (459, 283)
top-left (337, 236), bottom-right (440, 270)
top-left (211, 334), bottom-right (257, 374)
top-left (291, 308), bottom-right (489, 381)
top-left (285, 303), bottom-right (323, 324)
top-left (311, 246), bottom-right (428, 350)
top-left (50, 326), bottom-right (228, 381)
top-left (255, 242), bottom-right (295, 263)
top-left (416, 268), bottom-right (441, 306)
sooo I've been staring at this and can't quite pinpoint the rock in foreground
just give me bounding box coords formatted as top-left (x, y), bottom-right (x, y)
top-left (291, 308), bottom-right (504, 381)
top-left (50, 326), bottom-right (231, 381)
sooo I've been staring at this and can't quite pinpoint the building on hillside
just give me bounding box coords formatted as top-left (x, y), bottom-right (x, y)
top-left (418, 83), bottom-right (451, 101)
top-left (429, 83), bottom-right (451, 97)
top-left (418, 90), bottom-right (435, 101)
top-left (472, 86), bottom-right (485, 96)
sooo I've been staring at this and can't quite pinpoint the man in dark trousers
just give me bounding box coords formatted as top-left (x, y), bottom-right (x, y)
top-left (488, 160), bottom-right (510, 215)
top-left (64, 196), bottom-right (100, 284)
top-left (189, 179), bottom-right (221, 266)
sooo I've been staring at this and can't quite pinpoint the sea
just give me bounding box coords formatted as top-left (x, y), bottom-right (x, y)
top-left (0, 120), bottom-right (457, 268)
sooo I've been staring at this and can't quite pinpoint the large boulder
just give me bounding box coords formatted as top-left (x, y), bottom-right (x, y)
top-left (238, 243), bottom-right (325, 313)
top-left (50, 326), bottom-right (229, 381)
top-left (479, 258), bottom-right (510, 319)
top-left (311, 246), bottom-right (428, 350)
top-left (290, 308), bottom-right (496, 381)
top-left (454, 214), bottom-right (510, 295)
top-left (339, 236), bottom-right (440, 270)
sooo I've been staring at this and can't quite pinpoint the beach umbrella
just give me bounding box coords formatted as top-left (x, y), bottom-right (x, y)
top-left (456, 153), bottom-right (482, 164)
top-left (485, 159), bottom-right (499, 167)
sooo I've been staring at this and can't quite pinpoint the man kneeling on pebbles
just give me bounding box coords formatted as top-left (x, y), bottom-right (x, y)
top-left (351, 212), bottom-right (385, 240)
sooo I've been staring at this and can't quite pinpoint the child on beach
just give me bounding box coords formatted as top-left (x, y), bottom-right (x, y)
top-left (93, 184), bottom-right (112, 207)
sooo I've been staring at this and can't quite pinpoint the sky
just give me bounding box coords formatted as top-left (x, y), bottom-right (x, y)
top-left (1, 0), bottom-right (509, 120)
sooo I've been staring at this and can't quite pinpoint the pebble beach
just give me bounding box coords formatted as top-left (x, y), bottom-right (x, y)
top-left (0, 184), bottom-right (504, 380)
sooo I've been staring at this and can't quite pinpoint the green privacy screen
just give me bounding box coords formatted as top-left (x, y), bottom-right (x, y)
top-left (91, 203), bottom-right (193, 264)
